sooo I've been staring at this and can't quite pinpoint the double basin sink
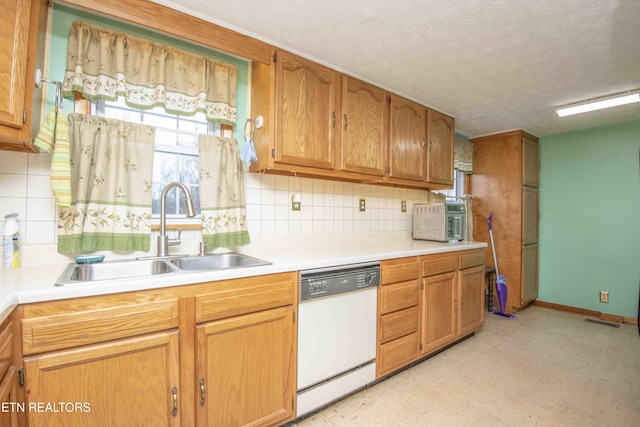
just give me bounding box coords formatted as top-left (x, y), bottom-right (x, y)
top-left (55, 253), bottom-right (271, 286)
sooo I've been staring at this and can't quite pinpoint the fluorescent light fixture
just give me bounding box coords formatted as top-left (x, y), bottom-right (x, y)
top-left (556, 90), bottom-right (640, 117)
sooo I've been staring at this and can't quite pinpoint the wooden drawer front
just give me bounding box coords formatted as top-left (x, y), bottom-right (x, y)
top-left (422, 253), bottom-right (457, 277)
top-left (195, 272), bottom-right (296, 323)
top-left (379, 306), bottom-right (418, 344)
top-left (377, 332), bottom-right (418, 378)
top-left (381, 257), bottom-right (418, 284)
top-left (459, 249), bottom-right (485, 269)
top-left (379, 280), bottom-right (419, 315)
top-left (22, 300), bottom-right (179, 355)
top-left (0, 321), bottom-right (12, 380)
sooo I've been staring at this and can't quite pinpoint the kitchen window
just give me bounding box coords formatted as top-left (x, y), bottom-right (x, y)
top-left (94, 98), bottom-right (230, 220)
top-left (435, 170), bottom-right (466, 199)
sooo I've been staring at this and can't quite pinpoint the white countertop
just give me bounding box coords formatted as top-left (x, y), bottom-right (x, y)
top-left (0, 232), bottom-right (486, 323)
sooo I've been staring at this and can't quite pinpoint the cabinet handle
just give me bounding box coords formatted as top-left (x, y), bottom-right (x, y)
top-left (429, 139), bottom-right (433, 151)
top-left (344, 114), bottom-right (348, 131)
top-left (332, 111), bottom-right (336, 128)
top-left (199, 378), bottom-right (205, 407)
top-left (422, 137), bottom-right (427, 150)
top-left (460, 297), bottom-right (464, 311)
top-left (172, 387), bottom-right (178, 417)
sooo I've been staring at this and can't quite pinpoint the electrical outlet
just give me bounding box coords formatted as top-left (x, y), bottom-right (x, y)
top-left (291, 194), bottom-right (301, 211)
top-left (359, 198), bottom-right (366, 212)
top-left (599, 291), bottom-right (609, 303)
top-left (401, 200), bottom-right (407, 212)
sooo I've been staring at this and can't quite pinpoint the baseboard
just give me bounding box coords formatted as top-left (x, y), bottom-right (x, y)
top-left (532, 300), bottom-right (638, 326)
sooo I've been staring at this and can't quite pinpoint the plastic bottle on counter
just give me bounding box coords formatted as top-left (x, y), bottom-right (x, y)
top-left (3, 213), bottom-right (21, 269)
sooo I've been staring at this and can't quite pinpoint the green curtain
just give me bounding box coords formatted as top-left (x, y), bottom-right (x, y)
top-left (57, 114), bottom-right (155, 253)
top-left (198, 135), bottom-right (250, 248)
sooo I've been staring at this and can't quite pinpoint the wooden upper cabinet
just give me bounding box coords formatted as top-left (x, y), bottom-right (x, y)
top-left (522, 135), bottom-right (539, 187)
top-left (0, 0), bottom-right (45, 152)
top-left (274, 50), bottom-right (338, 170)
top-left (388, 94), bottom-right (426, 182)
top-left (426, 109), bottom-right (454, 187)
top-left (340, 76), bottom-right (387, 177)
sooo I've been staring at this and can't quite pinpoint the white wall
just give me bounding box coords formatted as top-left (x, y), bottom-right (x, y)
top-left (0, 151), bottom-right (430, 248)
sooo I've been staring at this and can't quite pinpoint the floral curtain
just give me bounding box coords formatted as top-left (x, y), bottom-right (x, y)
top-left (454, 134), bottom-right (473, 174)
top-left (57, 114), bottom-right (156, 254)
top-left (63, 21), bottom-right (238, 125)
top-left (198, 135), bottom-right (250, 248)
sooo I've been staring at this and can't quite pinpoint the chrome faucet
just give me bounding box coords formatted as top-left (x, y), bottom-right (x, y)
top-left (157, 182), bottom-right (196, 257)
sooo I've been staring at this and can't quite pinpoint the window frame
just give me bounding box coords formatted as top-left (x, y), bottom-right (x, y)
top-left (74, 94), bottom-right (233, 228)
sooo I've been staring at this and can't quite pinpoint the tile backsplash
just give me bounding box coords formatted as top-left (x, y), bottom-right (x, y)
top-left (0, 152), bottom-right (432, 247)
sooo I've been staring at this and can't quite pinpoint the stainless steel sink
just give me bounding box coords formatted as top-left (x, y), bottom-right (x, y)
top-left (56, 259), bottom-right (179, 286)
top-left (170, 253), bottom-right (271, 271)
top-left (55, 253), bottom-right (271, 286)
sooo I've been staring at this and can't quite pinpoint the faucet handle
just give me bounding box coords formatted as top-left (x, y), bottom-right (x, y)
top-left (167, 228), bottom-right (183, 247)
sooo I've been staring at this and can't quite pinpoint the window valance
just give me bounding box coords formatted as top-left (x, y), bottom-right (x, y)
top-left (454, 134), bottom-right (473, 174)
top-left (62, 21), bottom-right (238, 125)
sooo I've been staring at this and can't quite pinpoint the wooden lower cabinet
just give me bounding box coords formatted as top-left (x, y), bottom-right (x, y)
top-left (24, 331), bottom-right (180, 427)
top-left (0, 366), bottom-right (19, 427)
top-left (16, 272), bottom-right (297, 427)
top-left (521, 244), bottom-right (539, 307)
top-left (377, 258), bottom-right (419, 377)
top-left (378, 332), bottom-right (419, 376)
top-left (457, 265), bottom-right (485, 336)
top-left (421, 271), bottom-right (457, 354)
top-left (420, 249), bottom-right (485, 357)
top-left (1, 316), bottom-right (18, 427)
top-left (377, 251), bottom-right (485, 377)
top-left (195, 306), bottom-right (294, 427)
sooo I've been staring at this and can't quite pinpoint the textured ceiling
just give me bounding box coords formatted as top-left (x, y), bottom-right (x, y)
top-left (151, 0), bottom-right (640, 137)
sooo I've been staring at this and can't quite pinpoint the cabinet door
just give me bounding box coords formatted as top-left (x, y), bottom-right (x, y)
top-left (421, 272), bottom-right (456, 355)
top-left (0, 0), bottom-right (42, 151)
top-left (521, 244), bottom-right (539, 305)
top-left (522, 136), bottom-right (539, 187)
top-left (379, 280), bottom-right (420, 315)
top-left (377, 332), bottom-right (418, 378)
top-left (340, 76), bottom-right (387, 176)
top-left (388, 95), bottom-right (426, 182)
top-left (522, 186), bottom-right (539, 245)
top-left (426, 109), bottom-right (454, 187)
top-left (457, 265), bottom-right (485, 336)
top-left (379, 306), bottom-right (419, 344)
top-left (0, 0), bottom-right (31, 129)
top-left (24, 331), bottom-right (180, 427)
top-left (275, 50), bottom-right (338, 170)
top-left (0, 366), bottom-right (18, 427)
top-left (196, 306), bottom-right (294, 427)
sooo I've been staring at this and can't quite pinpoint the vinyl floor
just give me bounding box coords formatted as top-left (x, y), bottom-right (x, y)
top-left (295, 306), bottom-right (640, 427)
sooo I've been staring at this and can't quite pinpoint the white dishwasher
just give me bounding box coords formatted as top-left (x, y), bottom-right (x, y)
top-left (297, 262), bottom-right (380, 417)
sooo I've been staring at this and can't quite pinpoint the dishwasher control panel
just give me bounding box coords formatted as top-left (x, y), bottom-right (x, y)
top-left (299, 262), bottom-right (380, 301)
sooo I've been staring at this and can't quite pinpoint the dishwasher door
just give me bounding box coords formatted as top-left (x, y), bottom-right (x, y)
top-left (297, 287), bottom-right (377, 391)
